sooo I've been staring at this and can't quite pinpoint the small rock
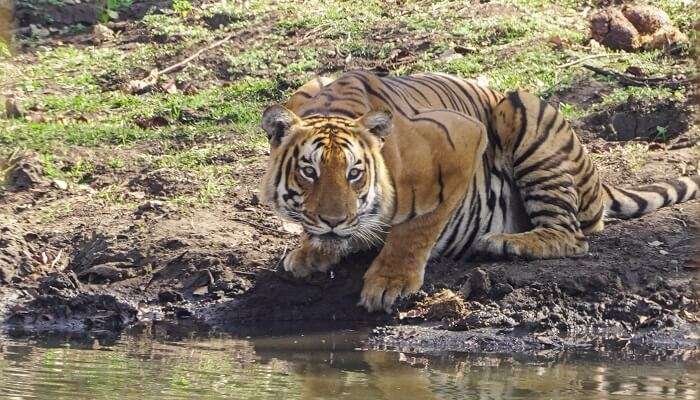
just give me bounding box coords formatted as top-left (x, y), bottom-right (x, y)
top-left (3, 151), bottom-right (46, 190)
top-left (438, 49), bottom-right (463, 62)
top-left (621, 4), bottom-right (671, 34)
top-left (625, 65), bottom-right (645, 77)
top-left (459, 278), bottom-right (472, 298)
top-left (52, 179), bottom-right (68, 190)
top-left (589, 8), bottom-right (641, 51)
top-left (460, 267), bottom-right (491, 299)
top-left (92, 23), bottom-right (115, 43)
top-left (659, 249), bottom-right (669, 255)
top-left (250, 191), bottom-right (260, 206)
top-left (173, 306), bottom-right (192, 319)
top-left (192, 285), bottom-right (209, 296)
top-left (160, 80), bottom-right (178, 94)
top-left (77, 263), bottom-right (132, 283)
top-left (158, 290), bottom-right (183, 304)
top-left (136, 200), bottom-right (172, 216)
top-left (648, 240), bottom-right (663, 247)
top-left (29, 24), bottom-right (50, 38)
top-left (134, 115), bottom-right (170, 129)
top-left (491, 283), bottom-right (514, 298)
top-left (5, 97), bottom-right (24, 119)
top-left (470, 267), bottom-right (491, 295)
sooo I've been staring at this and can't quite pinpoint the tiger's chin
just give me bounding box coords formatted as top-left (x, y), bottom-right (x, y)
top-left (308, 233), bottom-right (353, 254)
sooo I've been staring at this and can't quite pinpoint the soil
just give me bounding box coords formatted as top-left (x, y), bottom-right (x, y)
top-left (1, 1), bottom-right (699, 355)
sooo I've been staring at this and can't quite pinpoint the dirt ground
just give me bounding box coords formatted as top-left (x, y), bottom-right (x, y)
top-left (1, 0), bottom-right (699, 354)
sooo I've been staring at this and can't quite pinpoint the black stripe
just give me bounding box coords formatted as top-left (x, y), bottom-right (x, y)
top-left (529, 209), bottom-right (567, 220)
top-left (403, 76), bottom-right (449, 108)
top-left (508, 92), bottom-right (528, 152)
top-left (422, 75), bottom-right (467, 112)
top-left (580, 207), bottom-right (604, 230)
top-left (273, 147), bottom-right (290, 187)
top-left (388, 77), bottom-right (432, 105)
top-left (615, 188), bottom-right (649, 217)
top-left (585, 185), bottom-right (601, 210)
top-left (407, 187), bottom-right (417, 221)
top-left (576, 163), bottom-right (597, 189)
top-left (352, 72), bottom-right (456, 149)
top-left (515, 134), bottom-right (575, 180)
top-left (454, 192), bottom-right (482, 260)
top-left (300, 107), bottom-right (360, 118)
top-left (436, 74), bottom-right (483, 119)
top-left (379, 78), bottom-right (421, 114)
top-left (514, 110), bottom-right (559, 167)
top-left (442, 192), bottom-right (471, 256)
top-left (631, 184), bottom-right (671, 207)
top-left (384, 78), bottom-right (425, 105)
top-left (523, 193), bottom-right (577, 215)
top-left (602, 185), bottom-right (620, 213)
top-left (523, 173), bottom-right (560, 188)
top-left (539, 180), bottom-right (574, 192)
top-left (670, 179), bottom-right (688, 202)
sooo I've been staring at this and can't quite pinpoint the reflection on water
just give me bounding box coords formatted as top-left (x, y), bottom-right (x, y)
top-left (0, 328), bottom-right (698, 400)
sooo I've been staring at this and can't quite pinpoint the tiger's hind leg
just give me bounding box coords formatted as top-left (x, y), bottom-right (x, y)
top-left (478, 91), bottom-right (591, 259)
top-left (478, 171), bottom-right (589, 259)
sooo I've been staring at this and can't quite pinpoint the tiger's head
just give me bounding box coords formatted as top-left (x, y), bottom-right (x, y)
top-left (260, 105), bottom-right (394, 252)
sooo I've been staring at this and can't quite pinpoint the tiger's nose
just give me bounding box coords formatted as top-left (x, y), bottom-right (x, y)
top-left (319, 215), bottom-right (347, 228)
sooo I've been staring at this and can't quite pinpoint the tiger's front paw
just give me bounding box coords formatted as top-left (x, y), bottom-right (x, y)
top-left (282, 246), bottom-right (337, 278)
top-left (358, 258), bottom-right (424, 313)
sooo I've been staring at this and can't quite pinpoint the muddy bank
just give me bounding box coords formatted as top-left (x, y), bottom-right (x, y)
top-left (1, 0), bottom-right (698, 356)
top-left (1, 110), bottom-right (698, 355)
top-left (1, 148), bottom-right (698, 353)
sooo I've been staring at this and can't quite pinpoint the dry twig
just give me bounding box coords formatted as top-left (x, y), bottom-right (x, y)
top-left (124, 32), bottom-right (235, 94)
top-left (557, 53), bottom-right (609, 69)
top-left (581, 64), bottom-right (691, 89)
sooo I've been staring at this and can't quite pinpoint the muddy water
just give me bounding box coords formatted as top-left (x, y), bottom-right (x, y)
top-left (0, 329), bottom-right (698, 400)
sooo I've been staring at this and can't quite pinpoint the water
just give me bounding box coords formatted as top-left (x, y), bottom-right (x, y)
top-left (0, 328), bottom-right (698, 400)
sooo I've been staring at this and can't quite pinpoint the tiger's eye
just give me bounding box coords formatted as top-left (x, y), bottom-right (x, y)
top-left (348, 168), bottom-right (363, 180)
top-left (301, 166), bottom-right (316, 179)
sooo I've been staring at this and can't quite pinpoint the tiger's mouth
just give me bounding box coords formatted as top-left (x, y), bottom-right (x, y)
top-left (312, 231), bottom-right (351, 241)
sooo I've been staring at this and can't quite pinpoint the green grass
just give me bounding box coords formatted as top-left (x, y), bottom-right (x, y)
top-left (452, 16), bottom-right (541, 46)
top-left (2, 0), bottom-right (697, 207)
top-left (142, 14), bottom-right (212, 40)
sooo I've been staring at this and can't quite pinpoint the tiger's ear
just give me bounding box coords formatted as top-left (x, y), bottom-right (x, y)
top-left (357, 109), bottom-right (393, 140)
top-left (262, 105), bottom-right (302, 147)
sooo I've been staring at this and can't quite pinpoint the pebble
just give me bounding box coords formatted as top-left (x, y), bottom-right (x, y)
top-left (52, 179), bottom-right (68, 190)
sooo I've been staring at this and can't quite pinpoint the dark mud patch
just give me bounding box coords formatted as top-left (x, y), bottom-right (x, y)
top-left (582, 98), bottom-right (693, 142)
top-left (13, 0), bottom-right (173, 32)
top-left (548, 79), bottom-right (615, 119)
top-left (1, 192), bottom-right (698, 354)
top-left (8, 275), bottom-right (138, 333)
top-left (204, 252), bottom-right (390, 325)
top-left (0, 216), bottom-right (45, 284)
top-left (128, 167), bottom-right (200, 197)
top-left (1, 151), bottom-right (47, 191)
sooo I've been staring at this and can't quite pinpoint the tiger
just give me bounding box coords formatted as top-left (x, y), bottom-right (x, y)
top-left (260, 70), bottom-right (700, 313)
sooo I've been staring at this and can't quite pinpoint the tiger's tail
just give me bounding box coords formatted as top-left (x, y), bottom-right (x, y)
top-left (602, 175), bottom-right (700, 219)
